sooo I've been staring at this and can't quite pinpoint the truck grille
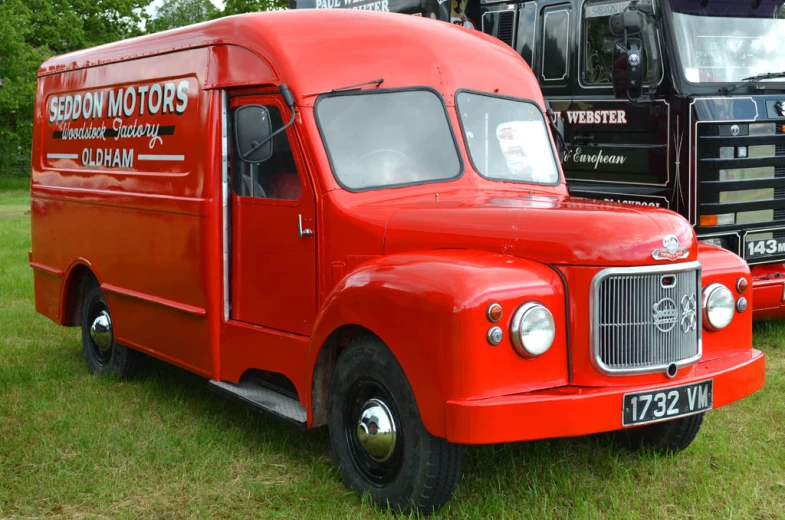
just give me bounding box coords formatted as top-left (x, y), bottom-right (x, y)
top-left (697, 121), bottom-right (785, 261)
top-left (591, 262), bottom-right (701, 376)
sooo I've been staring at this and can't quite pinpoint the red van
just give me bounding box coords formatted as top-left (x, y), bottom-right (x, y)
top-left (30, 10), bottom-right (765, 513)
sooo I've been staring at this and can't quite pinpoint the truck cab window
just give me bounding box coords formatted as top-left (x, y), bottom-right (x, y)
top-left (516, 2), bottom-right (537, 66)
top-left (541, 6), bottom-right (571, 82)
top-left (582, 0), bottom-right (661, 86)
top-left (231, 104), bottom-right (302, 201)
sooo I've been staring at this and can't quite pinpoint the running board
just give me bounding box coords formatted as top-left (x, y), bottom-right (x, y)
top-left (208, 380), bottom-right (307, 427)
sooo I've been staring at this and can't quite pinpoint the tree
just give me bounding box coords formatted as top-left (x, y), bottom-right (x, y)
top-left (0, 0), bottom-right (152, 177)
top-left (222, 0), bottom-right (288, 15)
top-left (148, 0), bottom-right (219, 33)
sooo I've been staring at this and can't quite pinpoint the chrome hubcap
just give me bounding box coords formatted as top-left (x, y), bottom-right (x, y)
top-left (356, 398), bottom-right (397, 463)
top-left (90, 311), bottom-right (113, 352)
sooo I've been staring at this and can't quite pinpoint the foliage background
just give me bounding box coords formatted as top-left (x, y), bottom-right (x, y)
top-left (0, 0), bottom-right (287, 177)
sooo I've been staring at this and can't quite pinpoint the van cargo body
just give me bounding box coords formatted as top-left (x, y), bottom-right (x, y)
top-left (31, 10), bottom-right (764, 512)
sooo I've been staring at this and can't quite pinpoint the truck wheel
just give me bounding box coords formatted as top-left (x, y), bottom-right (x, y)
top-left (614, 413), bottom-right (705, 453)
top-left (327, 337), bottom-right (462, 514)
top-left (81, 285), bottom-right (144, 377)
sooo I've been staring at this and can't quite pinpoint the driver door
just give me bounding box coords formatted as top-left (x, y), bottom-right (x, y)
top-left (229, 92), bottom-right (317, 336)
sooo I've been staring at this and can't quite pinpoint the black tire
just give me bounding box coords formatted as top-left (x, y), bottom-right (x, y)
top-left (613, 413), bottom-right (705, 453)
top-left (328, 337), bottom-right (462, 514)
top-left (80, 284), bottom-right (145, 377)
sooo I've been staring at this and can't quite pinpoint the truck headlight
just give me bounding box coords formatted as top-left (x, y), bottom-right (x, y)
top-left (510, 302), bottom-right (555, 357)
top-left (703, 283), bottom-right (734, 330)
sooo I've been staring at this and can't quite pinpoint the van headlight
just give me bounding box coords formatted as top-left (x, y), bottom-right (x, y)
top-left (703, 283), bottom-right (734, 330)
top-left (510, 302), bottom-right (555, 357)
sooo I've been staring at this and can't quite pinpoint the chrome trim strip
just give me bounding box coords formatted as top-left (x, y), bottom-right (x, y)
top-left (102, 283), bottom-right (207, 317)
top-left (589, 261), bottom-right (703, 377)
top-left (221, 90), bottom-right (231, 322)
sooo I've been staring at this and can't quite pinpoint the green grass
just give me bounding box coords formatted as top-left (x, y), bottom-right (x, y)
top-left (1, 185), bottom-right (784, 519)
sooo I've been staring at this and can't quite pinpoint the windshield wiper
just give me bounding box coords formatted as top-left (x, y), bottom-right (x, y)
top-left (720, 71), bottom-right (785, 95)
top-left (741, 71), bottom-right (785, 82)
top-left (304, 78), bottom-right (384, 98)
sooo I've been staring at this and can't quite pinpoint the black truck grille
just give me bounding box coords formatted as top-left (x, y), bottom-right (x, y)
top-left (496, 11), bottom-right (515, 47)
top-left (697, 121), bottom-right (785, 261)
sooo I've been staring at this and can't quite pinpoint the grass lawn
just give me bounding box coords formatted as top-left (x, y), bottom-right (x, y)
top-left (1, 183), bottom-right (783, 519)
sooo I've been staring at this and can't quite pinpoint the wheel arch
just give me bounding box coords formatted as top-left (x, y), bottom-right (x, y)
top-left (310, 324), bottom-right (383, 428)
top-left (60, 261), bottom-right (99, 326)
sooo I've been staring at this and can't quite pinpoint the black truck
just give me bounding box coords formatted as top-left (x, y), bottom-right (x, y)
top-left (292, 0), bottom-right (785, 317)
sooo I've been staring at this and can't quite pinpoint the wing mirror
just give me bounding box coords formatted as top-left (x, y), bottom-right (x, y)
top-left (234, 105), bottom-right (273, 164)
top-left (609, 10), bottom-right (647, 100)
top-left (609, 11), bottom-right (645, 36)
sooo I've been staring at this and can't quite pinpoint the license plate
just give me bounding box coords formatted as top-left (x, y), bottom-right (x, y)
top-left (622, 380), bottom-right (713, 427)
top-left (746, 238), bottom-right (785, 258)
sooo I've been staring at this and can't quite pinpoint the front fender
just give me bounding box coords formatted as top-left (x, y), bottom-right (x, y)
top-left (307, 250), bottom-right (568, 439)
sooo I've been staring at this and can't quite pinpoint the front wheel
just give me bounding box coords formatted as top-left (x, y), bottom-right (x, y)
top-left (81, 284), bottom-right (145, 377)
top-left (614, 413), bottom-right (705, 453)
top-left (327, 337), bottom-right (462, 514)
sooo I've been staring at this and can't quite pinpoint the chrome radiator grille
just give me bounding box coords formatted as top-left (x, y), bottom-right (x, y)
top-left (591, 262), bottom-right (702, 376)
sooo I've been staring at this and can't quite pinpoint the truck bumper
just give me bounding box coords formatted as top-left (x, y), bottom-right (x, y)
top-left (752, 263), bottom-right (785, 319)
top-left (445, 349), bottom-right (765, 445)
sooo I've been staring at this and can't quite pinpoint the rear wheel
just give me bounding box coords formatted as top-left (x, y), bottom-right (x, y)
top-left (327, 337), bottom-right (462, 514)
top-left (81, 285), bottom-right (144, 377)
top-left (614, 413), bottom-right (705, 453)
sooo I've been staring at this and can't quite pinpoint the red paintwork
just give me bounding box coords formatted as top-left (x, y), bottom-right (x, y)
top-left (30, 10), bottom-right (764, 443)
top-left (750, 263), bottom-right (785, 319)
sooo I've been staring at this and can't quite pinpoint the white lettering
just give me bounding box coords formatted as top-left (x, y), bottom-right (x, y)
top-left (698, 385), bottom-right (709, 409)
top-left (565, 147), bottom-right (628, 170)
top-left (137, 85), bottom-right (149, 116)
top-left (162, 82), bottom-right (176, 114)
top-left (564, 109), bottom-right (628, 125)
top-left (148, 84), bottom-right (162, 114)
top-left (175, 80), bottom-right (188, 114)
top-left (49, 97), bottom-right (58, 123)
top-left (71, 94), bottom-right (82, 121)
top-left (63, 96), bottom-right (73, 121)
top-left (92, 92), bottom-right (104, 119)
top-left (122, 88), bottom-right (136, 118)
top-left (82, 93), bottom-right (92, 120)
top-left (108, 89), bottom-right (123, 118)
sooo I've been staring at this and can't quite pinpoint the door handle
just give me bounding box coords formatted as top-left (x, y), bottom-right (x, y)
top-left (298, 214), bottom-right (313, 238)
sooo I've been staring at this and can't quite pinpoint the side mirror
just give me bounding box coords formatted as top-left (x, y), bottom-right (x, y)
top-left (609, 11), bottom-right (644, 36)
top-left (613, 38), bottom-right (646, 100)
top-left (234, 105), bottom-right (273, 164)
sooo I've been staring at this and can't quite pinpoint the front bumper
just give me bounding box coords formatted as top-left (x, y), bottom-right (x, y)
top-left (445, 349), bottom-right (765, 445)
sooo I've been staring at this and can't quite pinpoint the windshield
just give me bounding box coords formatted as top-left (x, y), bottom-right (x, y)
top-left (456, 92), bottom-right (560, 186)
top-left (670, 0), bottom-right (785, 83)
top-left (316, 90), bottom-right (461, 191)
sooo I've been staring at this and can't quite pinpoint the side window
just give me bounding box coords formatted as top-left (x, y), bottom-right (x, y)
top-left (516, 2), bottom-right (537, 66)
top-left (541, 6), bottom-right (571, 82)
top-left (231, 104), bottom-right (302, 201)
top-left (582, 0), bottom-right (662, 86)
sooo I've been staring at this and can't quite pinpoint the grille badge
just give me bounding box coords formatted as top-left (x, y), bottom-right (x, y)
top-left (681, 294), bottom-right (697, 332)
top-left (652, 297), bottom-right (678, 333)
top-left (652, 234), bottom-right (689, 262)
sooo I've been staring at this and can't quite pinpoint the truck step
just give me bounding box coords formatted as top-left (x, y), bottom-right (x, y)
top-left (208, 380), bottom-right (307, 427)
